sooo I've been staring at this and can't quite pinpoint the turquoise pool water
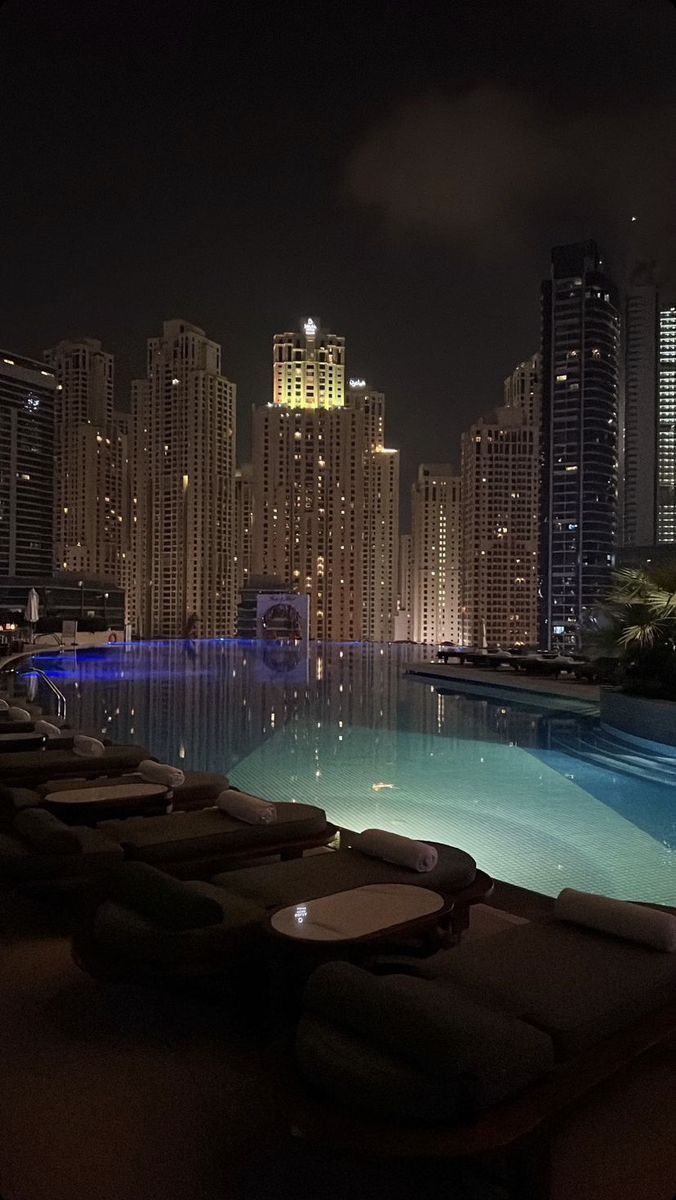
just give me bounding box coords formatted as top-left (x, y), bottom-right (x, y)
top-left (32, 641), bottom-right (675, 903)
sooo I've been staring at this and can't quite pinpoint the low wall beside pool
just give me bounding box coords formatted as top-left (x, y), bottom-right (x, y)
top-left (600, 689), bottom-right (676, 751)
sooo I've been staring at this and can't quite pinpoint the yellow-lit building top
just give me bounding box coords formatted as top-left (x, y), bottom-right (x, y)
top-left (273, 318), bottom-right (345, 408)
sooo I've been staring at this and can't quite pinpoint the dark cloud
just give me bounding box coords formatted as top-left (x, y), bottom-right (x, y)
top-left (345, 84), bottom-right (676, 278)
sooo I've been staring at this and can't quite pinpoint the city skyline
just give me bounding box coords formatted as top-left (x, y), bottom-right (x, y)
top-left (2, 1), bottom-right (674, 503)
top-left (5, 236), bottom-right (668, 533)
top-left (2, 232), bottom-right (673, 647)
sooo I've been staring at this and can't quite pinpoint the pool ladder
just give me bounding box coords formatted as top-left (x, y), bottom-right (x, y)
top-left (18, 667), bottom-right (67, 722)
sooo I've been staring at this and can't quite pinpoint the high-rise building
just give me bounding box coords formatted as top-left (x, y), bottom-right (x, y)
top-left (44, 339), bottom-right (129, 581)
top-left (346, 382), bottom-right (399, 642)
top-left (504, 353), bottom-right (541, 422)
top-left (253, 334), bottom-right (364, 640)
top-left (0, 352), bottom-right (56, 577)
top-left (129, 320), bottom-right (236, 638)
top-left (540, 241), bottom-right (620, 649)
top-left (623, 269), bottom-right (658, 546)
top-left (410, 464), bottom-right (461, 645)
top-left (657, 304), bottom-right (676, 543)
top-left (254, 319), bottom-right (397, 642)
top-left (273, 319), bottom-right (345, 408)
top-left (234, 463), bottom-right (255, 601)
top-left (461, 396), bottom-right (539, 649)
top-left (622, 265), bottom-right (676, 547)
top-left (394, 531), bottom-right (412, 640)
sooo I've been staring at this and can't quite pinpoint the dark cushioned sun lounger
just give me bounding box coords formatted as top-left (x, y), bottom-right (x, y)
top-left (97, 801), bottom-right (332, 870)
top-left (0, 744), bottom-right (153, 788)
top-left (72, 865), bottom-right (266, 979)
top-left (417, 917), bottom-right (676, 1056)
top-left (0, 822), bottom-right (123, 885)
top-left (291, 907), bottom-right (676, 1157)
top-left (73, 841), bottom-right (483, 984)
top-left (0, 720), bottom-right (44, 735)
top-left (297, 964), bottom-right (555, 1123)
top-left (211, 840), bottom-right (478, 908)
top-left (89, 882), bottom-right (265, 969)
top-left (0, 770), bottom-right (229, 823)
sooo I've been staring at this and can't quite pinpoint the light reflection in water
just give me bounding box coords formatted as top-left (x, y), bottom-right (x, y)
top-left (27, 639), bottom-right (676, 902)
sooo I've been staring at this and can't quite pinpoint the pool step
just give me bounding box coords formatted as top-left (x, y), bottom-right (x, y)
top-left (550, 726), bottom-right (676, 786)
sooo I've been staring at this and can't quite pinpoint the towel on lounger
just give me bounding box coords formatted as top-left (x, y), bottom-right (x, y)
top-left (216, 789), bottom-right (277, 825)
top-left (137, 760), bottom-right (185, 788)
top-left (0, 699), bottom-right (9, 712)
top-left (73, 734), bottom-right (105, 758)
top-left (556, 888), bottom-right (676, 952)
top-left (35, 720), bottom-right (62, 739)
top-left (355, 829), bottom-right (439, 873)
top-left (7, 707), bottom-right (31, 723)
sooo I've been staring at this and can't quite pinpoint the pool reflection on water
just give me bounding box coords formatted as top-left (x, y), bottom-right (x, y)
top-left (32, 640), bottom-right (675, 904)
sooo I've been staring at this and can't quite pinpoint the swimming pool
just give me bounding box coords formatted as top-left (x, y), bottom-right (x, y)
top-left (31, 640), bottom-right (675, 903)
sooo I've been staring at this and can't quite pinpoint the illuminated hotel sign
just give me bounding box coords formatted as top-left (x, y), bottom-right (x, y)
top-left (303, 318), bottom-right (317, 337)
top-left (349, 378), bottom-right (366, 388)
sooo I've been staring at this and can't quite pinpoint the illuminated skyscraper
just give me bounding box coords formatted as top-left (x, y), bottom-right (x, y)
top-left (623, 270), bottom-right (658, 546)
top-left (234, 463), bottom-right (255, 598)
top-left (0, 351), bottom-right (56, 576)
top-left (129, 320), bottom-right (236, 638)
top-left (394, 532), bottom-right (412, 640)
top-left (44, 339), bottom-right (129, 582)
top-left (410, 464), bottom-right (461, 645)
top-left (346, 382), bottom-right (399, 642)
top-left (254, 320), bottom-right (398, 641)
top-left (657, 305), bottom-right (676, 542)
top-left (622, 262), bottom-right (676, 547)
top-left (273, 318), bottom-right (345, 408)
top-left (461, 393), bottom-right (539, 649)
top-left (504, 353), bottom-right (541, 422)
top-left (540, 242), bottom-right (620, 649)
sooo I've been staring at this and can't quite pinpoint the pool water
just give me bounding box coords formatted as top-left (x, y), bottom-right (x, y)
top-left (32, 640), bottom-right (675, 904)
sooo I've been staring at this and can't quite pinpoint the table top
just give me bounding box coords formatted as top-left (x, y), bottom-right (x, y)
top-left (269, 883), bottom-right (446, 943)
top-left (44, 782), bottom-right (169, 806)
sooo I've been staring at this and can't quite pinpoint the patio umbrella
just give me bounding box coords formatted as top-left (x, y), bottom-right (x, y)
top-left (24, 587), bottom-right (39, 640)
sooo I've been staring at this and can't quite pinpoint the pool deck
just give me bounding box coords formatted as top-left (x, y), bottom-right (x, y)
top-left (1, 884), bottom-right (673, 1200)
top-left (406, 660), bottom-right (600, 705)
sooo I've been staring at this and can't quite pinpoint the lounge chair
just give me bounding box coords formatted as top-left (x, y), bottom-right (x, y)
top-left (0, 743), bottom-right (154, 790)
top-left (0, 806), bottom-right (123, 888)
top-left (291, 892), bottom-right (676, 1198)
top-left (0, 768), bottom-right (231, 824)
top-left (96, 800), bottom-right (335, 876)
top-left (72, 862), bottom-right (266, 981)
top-left (0, 717), bottom-right (45, 735)
top-left (212, 838), bottom-right (484, 940)
top-left (73, 836), bottom-right (487, 983)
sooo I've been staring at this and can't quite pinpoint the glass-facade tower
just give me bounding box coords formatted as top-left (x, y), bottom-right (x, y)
top-left (657, 306), bottom-right (676, 542)
top-left (0, 351), bottom-right (56, 577)
top-left (539, 242), bottom-right (620, 649)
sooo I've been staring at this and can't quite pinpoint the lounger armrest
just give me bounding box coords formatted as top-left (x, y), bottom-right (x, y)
top-left (70, 826), bottom-right (126, 855)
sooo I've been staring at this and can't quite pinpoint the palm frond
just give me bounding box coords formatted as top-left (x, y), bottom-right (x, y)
top-left (617, 620), bottom-right (667, 649)
top-left (645, 587), bottom-right (676, 618)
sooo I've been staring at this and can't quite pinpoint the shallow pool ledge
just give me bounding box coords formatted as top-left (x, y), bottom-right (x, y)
top-left (600, 689), bottom-right (676, 752)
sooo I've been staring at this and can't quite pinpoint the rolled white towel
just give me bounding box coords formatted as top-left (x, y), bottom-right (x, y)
top-left (8, 706), bottom-right (32, 723)
top-left (556, 888), bottom-right (676, 953)
top-left (355, 829), bottom-right (439, 873)
top-left (216, 788), bottom-right (277, 825)
top-left (35, 720), bottom-right (63, 739)
top-left (73, 734), bottom-right (105, 758)
top-left (137, 760), bottom-right (185, 788)
top-left (0, 699), bottom-right (9, 712)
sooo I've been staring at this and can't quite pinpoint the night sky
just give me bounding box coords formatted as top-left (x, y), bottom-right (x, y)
top-left (1, 0), bottom-right (675, 514)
